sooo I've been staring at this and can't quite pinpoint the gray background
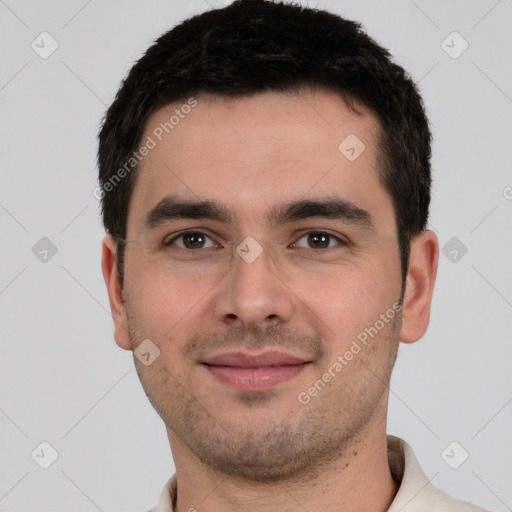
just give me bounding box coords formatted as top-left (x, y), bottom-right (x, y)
top-left (1, 0), bottom-right (511, 511)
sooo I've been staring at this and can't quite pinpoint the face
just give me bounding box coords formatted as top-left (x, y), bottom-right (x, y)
top-left (105, 88), bottom-right (425, 482)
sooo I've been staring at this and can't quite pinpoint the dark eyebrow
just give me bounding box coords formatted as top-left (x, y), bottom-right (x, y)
top-left (144, 195), bottom-right (374, 232)
top-left (267, 197), bottom-right (374, 231)
top-left (144, 196), bottom-right (232, 228)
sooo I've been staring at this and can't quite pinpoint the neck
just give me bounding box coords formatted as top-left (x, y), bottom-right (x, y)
top-left (168, 406), bottom-right (398, 512)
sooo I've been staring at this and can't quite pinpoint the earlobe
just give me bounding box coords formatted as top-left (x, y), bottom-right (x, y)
top-left (399, 230), bottom-right (439, 344)
top-left (101, 235), bottom-right (132, 351)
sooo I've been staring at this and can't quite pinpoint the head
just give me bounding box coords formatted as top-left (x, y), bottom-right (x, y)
top-left (98, 0), bottom-right (432, 288)
top-left (100, 0), bottom-right (438, 482)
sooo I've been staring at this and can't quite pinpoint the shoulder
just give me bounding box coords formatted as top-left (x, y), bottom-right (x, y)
top-left (427, 491), bottom-right (489, 512)
top-left (146, 475), bottom-right (176, 512)
top-left (387, 436), bottom-right (490, 512)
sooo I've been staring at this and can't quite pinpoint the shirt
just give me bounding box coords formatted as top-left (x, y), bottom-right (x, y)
top-left (148, 435), bottom-right (489, 512)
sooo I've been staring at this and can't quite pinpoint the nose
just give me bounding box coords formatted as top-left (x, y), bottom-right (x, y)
top-left (212, 239), bottom-right (295, 331)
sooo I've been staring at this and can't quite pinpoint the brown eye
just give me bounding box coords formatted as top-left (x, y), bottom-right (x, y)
top-left (167, 231), bottom-right (217, 249)
top-left (307, 232), bottom-right (330, 248)
top-left (182, 232), bottom-right (206, 249)
top-left (292, 231), bottom-right (345, 250)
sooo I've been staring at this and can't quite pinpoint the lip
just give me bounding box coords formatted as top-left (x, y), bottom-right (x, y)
top-left (201, 351), bottom-right (311, 390)
top-left (203, 351), bottom-right (308, 368)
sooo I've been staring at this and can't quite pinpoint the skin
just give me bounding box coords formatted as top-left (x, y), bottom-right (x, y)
top-left (102, 88), bottom-right (438, 512)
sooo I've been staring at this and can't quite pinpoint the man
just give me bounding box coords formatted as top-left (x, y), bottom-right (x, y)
top-left (98, 1), bottom-right (488, 510)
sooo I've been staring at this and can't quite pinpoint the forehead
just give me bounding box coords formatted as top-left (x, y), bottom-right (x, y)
top-left (128, 88), bottom-right (391, 231)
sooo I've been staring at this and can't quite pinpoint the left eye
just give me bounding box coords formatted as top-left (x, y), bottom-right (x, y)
top-left (292, 231), bottom-right (345, 249)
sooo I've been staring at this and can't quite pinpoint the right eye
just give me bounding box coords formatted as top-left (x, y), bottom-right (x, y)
top-left (164, 231), bottom-right (220, 250)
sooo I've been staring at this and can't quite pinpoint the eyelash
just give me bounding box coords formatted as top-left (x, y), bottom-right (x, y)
top-left (164, 230), bottom-right (347, 251)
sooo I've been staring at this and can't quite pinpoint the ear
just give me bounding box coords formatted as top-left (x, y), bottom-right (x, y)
top-left (101, 235), bottom-right (132, 350)
top-left (399, 230), bottom-right (439, 344)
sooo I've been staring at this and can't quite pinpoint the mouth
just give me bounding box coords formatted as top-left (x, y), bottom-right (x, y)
top-left (201, 351), bottom-right (312, 390)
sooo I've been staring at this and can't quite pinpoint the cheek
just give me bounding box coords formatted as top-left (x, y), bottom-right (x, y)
top-left (302, 277), bottom-right (377, 336)
top-left (287, 253), bottom-right (401, 338)
top-left (124, 252), bottom-right (224, 334)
